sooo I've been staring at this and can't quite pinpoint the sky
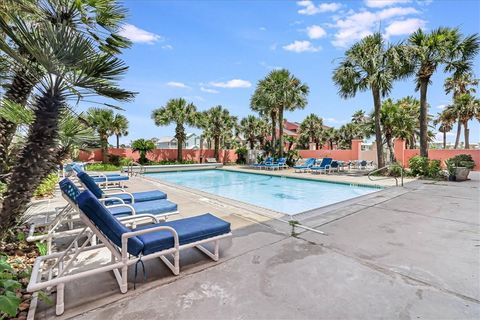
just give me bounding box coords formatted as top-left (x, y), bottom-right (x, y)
top-left (88, 0), bottom-right (480, 146)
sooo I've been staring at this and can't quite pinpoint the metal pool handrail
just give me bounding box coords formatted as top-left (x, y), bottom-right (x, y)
top-left (368, 165), bottom-right (404, 187)
top-left (127, 162), bottom-right (145, 177)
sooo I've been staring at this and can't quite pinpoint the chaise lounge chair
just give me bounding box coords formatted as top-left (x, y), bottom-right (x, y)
top-left (71, 164), bottom-right (129, 187)
top-left (310, 158), bottom-right (333, 174)
top-left (293, 158), bottom-right (316, 173)
top-left (27, 190), bottom-right (231, 316)
top-left (252, 157), bottom-right (273, 169)
top-left (264, 157), bottom-right (287, 170)
top-left (77, 171), bottom-right (167, 204)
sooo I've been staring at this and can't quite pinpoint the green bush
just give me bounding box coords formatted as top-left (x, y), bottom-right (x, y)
top-left (408, 156), bottom-right (442, 179)
top-left (387, 163), bottom-right (404, 177)
top-left (148, 160), bottom-right (196, 165)
top-left (427, 160), bottom-right (442, 178)
top-left (286, 150), bottom-right (300, 167)
top-left (85, 163), bottom-right (121, 171)
top-left (33, 174), bottom-right (59, 198)
top-left (119, 157), bottom-right (134, 166)
top-left (409, 156), bottom-right (429, 176)
top-left (0, 182), bottom-right (6, 200)
top-left (448, 154), bottom-right (475, 169)
top-left (235, 147), bottom-right (248, 164)
top-left (0, 256), bottom-right (22, 317)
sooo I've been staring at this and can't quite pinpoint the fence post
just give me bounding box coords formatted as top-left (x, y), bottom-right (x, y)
top-left (351, 139), bottom-right (362, 160)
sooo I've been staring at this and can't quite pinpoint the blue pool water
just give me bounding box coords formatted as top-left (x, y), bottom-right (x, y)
top-left (147, 170), bottom-right (380, 215)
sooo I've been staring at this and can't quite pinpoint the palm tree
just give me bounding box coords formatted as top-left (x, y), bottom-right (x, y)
top-left (86, 108), bottom-right (115, 163)
top-left (251, 69), bottom-right (309, 157)
top-left (111, 113), bottom-right (129, 148)
top-left (0, 16), bottom-right (134, 232)
top-left (299, 114), bottom-right (323, 150)
top-left (323, 127), bottom-right (337, 150)
top-left (333, 33), bottom-right (409, 168)
top-left (444, 94), bottom-right (480, 149)
top-left (0, 0), bottom-right (130, 177)
top-left (239, 115), bottom-right (260, 149)
top-left (151, 98), bottom-right (197, 162)
top-left (131, 139), bottom-right (155, 164)
top-left (407, 27), bottom-right (479, 156)
top-left (444, 72), bottom-right (479, 148)
top-left (434, 109), bottom-right (455, 149)
top-left (202, 106), bottom-right (237, 160)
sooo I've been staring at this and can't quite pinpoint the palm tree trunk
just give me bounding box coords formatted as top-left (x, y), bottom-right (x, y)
top-left (443, 131), bottom-right (447, 149)
top-left (386, 136), bottom-right (395, 163)
top-left (270, 112), bottom-right (276, 154)
top-left (464, 121), bottom-right (469, 149)
top-left (249, 140), bottom-right (255, 149)
top-left (0, 87), bottom-right (63, 233)
top-left (454, 119), bottom-right (462, 149)
top-left (177, 138), bottom-right (183, 162)
top-left (101, 134), bottom-right (108, 163)
top-left (278, 107), bottom-right (284, 157)
top-left (116, 134), bottom-right (120, 148)
top-left (0, 70), bottom-right (35, 179)
top-left (214, 136), bottom-right (220, 160)
top-left (419, 79), bottom-right (429, 157)
top-left (372, 88), bottom-right (385, 168)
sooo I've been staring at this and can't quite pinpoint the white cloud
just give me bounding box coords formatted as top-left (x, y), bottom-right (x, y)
top-left (259, 27), bottom-right (267, 31)
top-left (297, 1), bottom-right (342, 15)
top-left (200, 87), bottom-right (219, 94)
top-left (167, 81), bottom-right (189, 88)
top-left (306, 25), bottom-right (327, 39)
top-left (331, 6), bottom-right (420, 48)
top-left (283, 40), bottom-right (321, 53)
top-left (436, 104), bottom-right (446, 109)
top-left (161, 44), bottom-right (173, 50)
top-left (364, 0), bottom-right (411, 8)
top-left (385, 18), bottom-right (426, 37)
top-left (119, 24), bottom-right (162, 44)
top-left (210, 79), bottom-right (252, 88)
top-left (260, 61), bottom-right (281, 70)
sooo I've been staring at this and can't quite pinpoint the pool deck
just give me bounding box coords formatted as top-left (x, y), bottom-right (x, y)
top-left (31, 170), bottom-right (480, 319)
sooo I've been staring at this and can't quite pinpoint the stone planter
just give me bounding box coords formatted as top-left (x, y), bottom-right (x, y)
top-left (454, 167), bottom-right (470, 181)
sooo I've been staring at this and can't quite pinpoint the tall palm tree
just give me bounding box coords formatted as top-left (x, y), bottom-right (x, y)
top-left (299, 114), bottom-right (323, 150)
top-left (239, 115), bottom-right (260, 149)
top-left (86, 108), bottom-right (115, 163)
top-left (251, 69), bottom-right (309, 157)
top-left (0, 16), bottom-right (134, 232)
top-left (151, 98), bottom-right (197, 162)
top-left (131, 139), bottom-right (155, 164)
top-left (323, 127), bottom-right (337, 150)
top-left (111, 113), bottom-right (129, 148)
top-left (202, 106), bottom-right (237, 160)
top-left (434, 109), bottom-right (456, 149)
top-left (444, 94), bottom-right (480, 149)
top-left (407, 27), bottom-right (479, 156)
top-left (333, 33), bottom-right (410, 168)
top-left (0, 0), bottom-right (130, 176)
top-left (444, 72), bottom-right (479, 148)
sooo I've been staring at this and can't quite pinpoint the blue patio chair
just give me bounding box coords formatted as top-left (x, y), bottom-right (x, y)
top-left (265, 157), bottom-right (287, 170)
top-left (310, 158), bottom-right (333, 174)
top-left (60, 178), bottom-right (178, 219)
top-left (28, 189), bottom-right (231, 316)
top-left (71, 163), bottom-right (129, 186)
top-left (77, 172), bottom-right (168, 204)
top-left (252, 156), bottom-right (273, 170)
top-left (293, 158), bottom-right (316, 173)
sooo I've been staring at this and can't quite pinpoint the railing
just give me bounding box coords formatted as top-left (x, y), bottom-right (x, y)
top-left (127, 162), bottom-right (145, 177)
top-left (368, 164), bottom-right (404, 187)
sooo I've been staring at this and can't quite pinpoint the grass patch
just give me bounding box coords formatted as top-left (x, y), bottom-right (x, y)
top-left (85, 163), bottom-right (121, 171)
top-left (33, 173), bottom-right (58, 198)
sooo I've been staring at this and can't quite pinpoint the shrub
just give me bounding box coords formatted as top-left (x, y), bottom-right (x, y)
top-left (33, 174), bottom-right (59, 198)
top-left (119, 157), bottom-right (134, 166)
top-left (286, 150), bottom-right (300, 167)
top-left (235, 147), bottom-right (248, 164)
top-left (409, 156), bottom-right (429, 176)
top-left (427, 160), bottom-right (442, 178)
top-left (85, 163), bottom-right (121, 171)
top-left (0, 182), bottom-right (6, 200)
top-left (408, 156), bottom-right (442, 179)
top-left (108, 154), bottom-right (121, 166)
top-left (0, 256), bottom-right (22, 317)
top-left (387, 163), bottom-right (404, 177)
top-left (448, 154), bottom-right (475, 169)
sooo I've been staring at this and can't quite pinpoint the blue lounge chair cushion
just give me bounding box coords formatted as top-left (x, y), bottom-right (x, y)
top-left (293, 158), bottom-right (315, 169)
top-left (134, 213), bottom-right (231, 255)
top-left (108, 190), bottom-right (167, 204)
top-left (59, 178), bottom-right (81, 202)
top-left (77, 172), bottom-right (104, 198)
top-left (77, 190), bottom-right (144, 256)
top-left (107, 199), bottom-right (178, 218)
top-left (93, 175), bottom-right (129, 183)
top-left (311, 158), bottom-right (333, 170)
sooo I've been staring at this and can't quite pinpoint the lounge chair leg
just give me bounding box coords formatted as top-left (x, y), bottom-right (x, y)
top-left (120, 265), bottom-right (128, 293)
top-left (56, 283), bottom-right (65, 315)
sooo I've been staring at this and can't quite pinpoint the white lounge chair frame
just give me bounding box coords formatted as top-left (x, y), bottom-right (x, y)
top-left (27, 205), bottom-right (231, 316)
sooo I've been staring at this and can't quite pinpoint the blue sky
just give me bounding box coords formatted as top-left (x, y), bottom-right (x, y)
top-left (96, 0), bottom-right (480, 146)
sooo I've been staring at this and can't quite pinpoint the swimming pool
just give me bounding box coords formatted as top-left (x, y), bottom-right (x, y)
top-left (147, 169), bottom-right (380, 215)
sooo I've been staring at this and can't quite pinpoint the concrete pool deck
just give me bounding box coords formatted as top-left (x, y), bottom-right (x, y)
top-left (31, 171), bottom-right (479, 319)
